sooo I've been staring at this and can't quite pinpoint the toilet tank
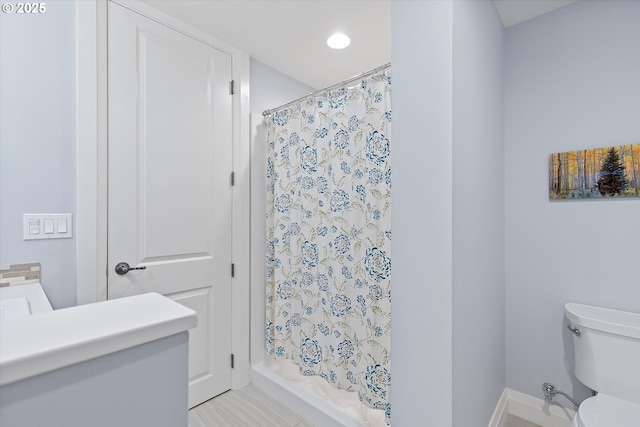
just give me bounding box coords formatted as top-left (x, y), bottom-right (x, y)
top-left (565, 303), bottom-right (640, 404)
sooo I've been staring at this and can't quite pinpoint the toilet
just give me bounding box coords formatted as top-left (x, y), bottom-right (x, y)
top-left (565, 302), bottom-right (640, 427)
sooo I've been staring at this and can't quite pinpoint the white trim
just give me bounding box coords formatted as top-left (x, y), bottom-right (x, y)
top-left (109, 0), bottom-right (239, 56)
top-left (488, 388), bottom-right (575, 427)
top-left (249, 113), bottom-right (267, 368)
top-left (231, 50), bottom-right (252, 389)
top-left (76, 0), bottom-right (108, 305)
top-left (75, 0), bottom-right (251, 389)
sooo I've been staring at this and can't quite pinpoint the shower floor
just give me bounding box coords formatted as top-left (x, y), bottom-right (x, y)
top-left (503, 414), bottom-right (543, 427)
top-left (188, 384), bottom-right (314, 427)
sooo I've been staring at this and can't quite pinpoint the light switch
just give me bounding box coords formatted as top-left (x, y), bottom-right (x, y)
top-left (23, 214), bottom-right (73, 240)
top-left (29, 219), bottom-right (40, 234)
top-left (43, 219), bottom-right (55, 234)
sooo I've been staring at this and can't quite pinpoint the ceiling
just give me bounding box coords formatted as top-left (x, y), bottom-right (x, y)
top-left (141, 0), bottom-right (577, 90)
top-left (494, 0), bottom-right (577, 27)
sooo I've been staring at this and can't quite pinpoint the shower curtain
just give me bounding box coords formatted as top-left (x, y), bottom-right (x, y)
top-left (265, 69), bottom-right (392, 421)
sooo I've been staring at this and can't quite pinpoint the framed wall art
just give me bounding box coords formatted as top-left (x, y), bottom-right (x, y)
top-left (549, 144), bottom-right (639, 199)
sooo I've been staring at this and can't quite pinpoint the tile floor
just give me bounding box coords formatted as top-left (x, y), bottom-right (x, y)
top-left (189, 385), bottom-right (543, 427)
top-left (188, 384), bottom-right (314, 427)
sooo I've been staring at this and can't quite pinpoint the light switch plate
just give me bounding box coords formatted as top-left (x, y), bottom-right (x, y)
top-left (43, 218), bottom-right (55, 234)
top-left (23, 214), bottom-right (73, 240)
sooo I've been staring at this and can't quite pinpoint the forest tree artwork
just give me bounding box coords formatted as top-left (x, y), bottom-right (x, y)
top-left (549, 144), bottom-right (640, 199)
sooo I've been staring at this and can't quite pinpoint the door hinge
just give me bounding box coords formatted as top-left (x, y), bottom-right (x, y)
top-left (231, 171), bottom-right (235, 186)
top-left (230, 80), bottom-right (235, 95)
top-left (231, 263), bottom-right (235, 278)
top-left (231, 353), bottom-right (235, 369)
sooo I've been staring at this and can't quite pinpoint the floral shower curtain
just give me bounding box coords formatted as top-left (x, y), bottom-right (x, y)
top-left (265, 69), bottom-right (392, 420)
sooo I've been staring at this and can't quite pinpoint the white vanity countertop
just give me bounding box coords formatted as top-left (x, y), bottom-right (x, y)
top-left (0, 282), bottom-right (54, 315)
top-left (0, 292), bottom-right (197, 386)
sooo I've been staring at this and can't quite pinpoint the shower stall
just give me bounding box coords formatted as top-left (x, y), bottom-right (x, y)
top-left (250, 65), bottom-right (391, 427)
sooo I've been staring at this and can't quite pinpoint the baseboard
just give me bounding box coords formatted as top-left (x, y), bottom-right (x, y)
top-left (488, 388), bottom-right (575, 427)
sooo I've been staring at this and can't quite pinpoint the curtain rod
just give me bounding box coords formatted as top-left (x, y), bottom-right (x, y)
top-left (262, 63), bottom-right (391, 117)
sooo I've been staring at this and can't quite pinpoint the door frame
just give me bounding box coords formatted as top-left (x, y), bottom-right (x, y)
top-left (76, 0), bottom-right (251, 389)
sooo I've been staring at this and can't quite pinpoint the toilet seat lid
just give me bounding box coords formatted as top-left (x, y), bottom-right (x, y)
top-left (577, 394), bottom-right (640, 427)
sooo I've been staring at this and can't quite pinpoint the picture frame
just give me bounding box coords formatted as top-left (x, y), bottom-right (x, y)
top-left (549, 144), bottom-right (639, 199)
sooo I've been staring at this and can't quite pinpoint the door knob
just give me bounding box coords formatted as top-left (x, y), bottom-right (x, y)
top-left (115, 262), bottom-right (147, 275)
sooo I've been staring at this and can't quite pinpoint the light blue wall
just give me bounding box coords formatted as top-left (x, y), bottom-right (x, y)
top-left (505, 0), bottom-right (640, 402)
top-left (0, 0), bottom-right (77, 309)
top-left (452, 1), bottom-right (505, 426)
top-left (250, 58), bottom-right (315, 114)
top-left (392, 1), bottom-right (506, 424)
top-left (391, 1), bottom-right (454, 425)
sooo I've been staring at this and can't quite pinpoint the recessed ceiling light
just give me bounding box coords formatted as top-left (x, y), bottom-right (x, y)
top-left (327, 33), bottom-right (350, 50)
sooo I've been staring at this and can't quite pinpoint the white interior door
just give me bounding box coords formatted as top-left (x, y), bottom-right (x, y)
top-left (107, 2), bottom-right (233, 408)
